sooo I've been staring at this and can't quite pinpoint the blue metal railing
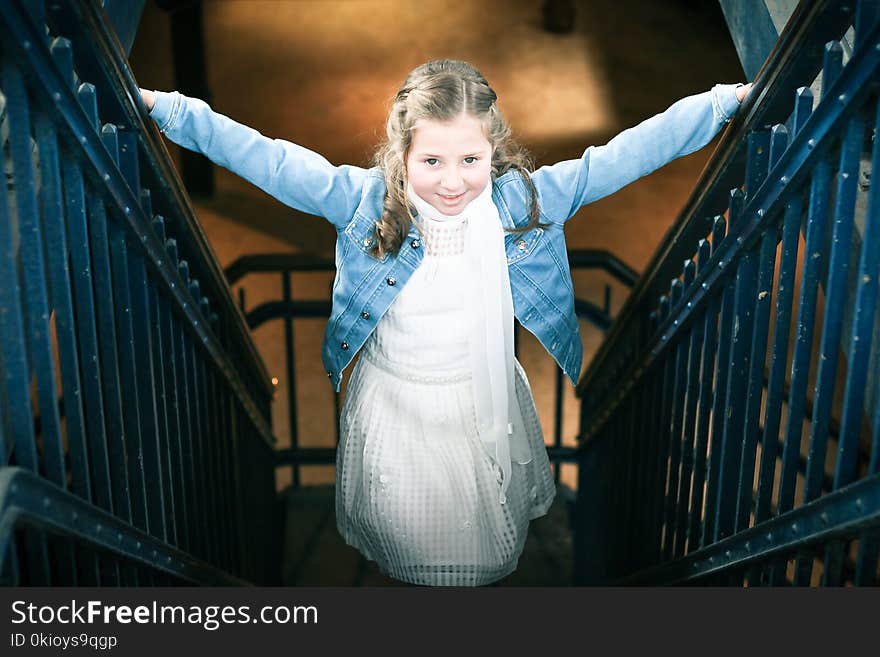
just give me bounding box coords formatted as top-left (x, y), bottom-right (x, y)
top-left (0, 0), bottom-right (279, 585)
top-left (575, 0), bottom-right (880, 585)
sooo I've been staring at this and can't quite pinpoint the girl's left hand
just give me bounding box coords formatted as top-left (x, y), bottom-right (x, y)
top-left (736, 83), bottom-right (753, 103)
top-left (139, 88), bottom-right (156, 111)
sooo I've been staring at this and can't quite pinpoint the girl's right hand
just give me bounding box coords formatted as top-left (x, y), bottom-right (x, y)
top-left (736, 82), bottom-right (753, 103)
top-left (139, 88), bottom-right (156, 111)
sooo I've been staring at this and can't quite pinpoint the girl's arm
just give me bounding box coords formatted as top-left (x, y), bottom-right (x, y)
top-left (532, 83), bottom-right (750, 222)
top-left (142, 89), bottom-right (368, 229)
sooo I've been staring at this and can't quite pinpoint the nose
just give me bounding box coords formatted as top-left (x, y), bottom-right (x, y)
top-left (440, 167), bottom-right (463, 190)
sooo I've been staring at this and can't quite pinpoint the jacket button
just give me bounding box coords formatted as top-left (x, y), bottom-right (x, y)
top-left (327, 371), bottom-right (332, 378)
top-left (361, 311), bottom-right (370, 319)
top-left (362, 237), bottom-right (374, 247)
top-left (341, 342), bottom-right (349, 350)
top-left (386, 277), bottom-right (396, 286)
top-left (516, 239), bottom-right (527, 251)
top-left (411, 238), bottom-right (421, 249)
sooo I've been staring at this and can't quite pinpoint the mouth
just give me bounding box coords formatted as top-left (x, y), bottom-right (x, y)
top-left (438, 192), bottom-right (465, 203)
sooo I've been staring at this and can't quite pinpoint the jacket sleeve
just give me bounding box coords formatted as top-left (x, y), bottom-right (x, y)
top-left (149, 91), bottom-right (368, 229)
top-left (531, 83), bottom-right (743, 223)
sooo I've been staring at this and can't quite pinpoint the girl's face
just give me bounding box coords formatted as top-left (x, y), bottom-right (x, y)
top-left (405, 113), bottom-right (493, 215)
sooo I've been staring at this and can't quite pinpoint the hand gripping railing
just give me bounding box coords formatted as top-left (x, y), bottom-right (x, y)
top-left (574, 0), bottom-right (880, 585)
top-left (0, 0), bottom-right (279, 585)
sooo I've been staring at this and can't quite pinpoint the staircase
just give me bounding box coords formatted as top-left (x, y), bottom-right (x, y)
top-left (2, 0), bottom-right (878, 587)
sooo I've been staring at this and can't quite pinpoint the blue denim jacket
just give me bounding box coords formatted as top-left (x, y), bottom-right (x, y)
top-left (150, 84), bottom-right (742, 391)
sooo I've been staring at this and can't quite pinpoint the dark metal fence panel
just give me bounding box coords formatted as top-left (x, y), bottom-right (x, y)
top-left (575, 0), bottom-right (880, 585)
top-left (0, 0), bottom-right (278, 584)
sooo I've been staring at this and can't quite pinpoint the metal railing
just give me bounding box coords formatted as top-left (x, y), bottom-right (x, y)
top-left (0, 0), bottom-right (279, 585)
top-left (226, 250), bottom-right (638, 490)
top-left (574, 0), bottom-right (880, 585)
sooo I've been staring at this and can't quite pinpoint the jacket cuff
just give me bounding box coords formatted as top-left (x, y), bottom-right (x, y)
top-left (711, 83), bottom-right (743, 123)
top-left (149, 90), bottom-right (182, 133)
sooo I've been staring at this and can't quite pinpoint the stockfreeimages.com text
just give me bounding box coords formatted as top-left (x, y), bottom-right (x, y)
top-left (11, 600), bottom-right (317, 631)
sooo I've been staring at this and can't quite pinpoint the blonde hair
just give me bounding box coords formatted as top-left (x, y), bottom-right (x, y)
top-left (371, 59), bottom-right (541, 258)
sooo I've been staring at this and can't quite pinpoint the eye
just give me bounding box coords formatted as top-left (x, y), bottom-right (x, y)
top-left (463, 156), bottom-right (479, 165)
top-left (424, 158), bottom-right (439, 166)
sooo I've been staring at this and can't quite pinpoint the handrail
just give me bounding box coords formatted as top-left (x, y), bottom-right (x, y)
top-left (225, 248), bottom-right (637, 287)
top-left (572, 0), bottom-right (880, 586)
top-left (576, 0), bottom-right (855, 401)
top-left (617, 473), bottom-right (880, 586)
top-left (0, 0), bottom-right (281, 585)
top-left (61, 0), bottom-right (275, 405)
top-left (225, 249), bottom-right (633, 331)
top-left (0, 468), bottom-right (250, 586)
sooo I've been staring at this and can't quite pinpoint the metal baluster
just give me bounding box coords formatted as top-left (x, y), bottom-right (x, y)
top-left (10, 38), bottom-right (66, 508)
top-left (127, 237), bottom-right (167, 543)
top-left (102, 125), bottom-right (149, 541)
top-left (218, 334), bottom-right (239, 574)
top-left (282, 271), bottom-right (300, 488)
top-left (119, 121), bottom-right (171, 546)
top-left (59, 120), bottom-right (104, 505)
top-left (704, 211), bottom-right (736, 548)
top-left (200, 342), bottom-right (222, 568)
top-left (650, 295), bottom-right (673, 561)
top-left (179, 273), bottom-right (208, 562)
top-left (78, 83), bottom-right (131, 583)
top-left (663, 273), bottom-right (690, 560)
top-left (774, 132), bottom-right (836, 588)
top-left (154, 218), bottom-right (187, 555)
top-left (615, 402), bottom-right (630, 573)
top-left (634, 314), bottom-right (660, 568)
top-left (791, 110), bottom-right (862, 585)
top-left (13, 68), bottom-right (92, 584)
top-left (623, 370), bottom-right (648, 570)
top-left (150, 278), bottom-right (177, 547)
top-left (661, 278), bottom-right (686, 560)
top-left (604, 414), bottom-right (619, 575)
top-left (175, 283), bottom-right (206, 562)
top-left (210, 316), bottom-right (231, 573)
top-left (850, 99), bottom-right (880, 587)
top-left (228, 390), bottom-right (244, 575)
top-left (36, 52), bottom-right (105, 586)
top-left (715, 169), bottom-right (764, 543)
top-left (826, 99), bottom-right (880, 584)
top-left (86, 164), bottom-right (135, 585)
top-left (214, 367), bottom-right (234, 572)
top-left (689, 223), bottom-right (725, 553)
top-left (238, 408), bottom-right (254, 581)
top-left (673, 258), bottom-right (702, 559)
top-left (728, 129), bottom-right (775, 540)
top-left (624, 377), bottom-right (644, 570)
top-left (0, 56), bottom-right (50, 585)
top-left (772, 189), bottom-right (832, 583)
top-left (737, 124), bottom-right (789, 586)
top-left (188, 291), bottom-right (216, 566)
top-left (226, 386), bottom-right (246, 575)
top-left (772, 43), bottom-right (844, 588)
top-left (202, 362), bottom-right (221, 569)
top-left (755, 90), bottom-right (813, 586)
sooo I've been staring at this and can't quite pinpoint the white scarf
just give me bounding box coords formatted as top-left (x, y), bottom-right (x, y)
top-left (406, 181), bottom-right (532, 506)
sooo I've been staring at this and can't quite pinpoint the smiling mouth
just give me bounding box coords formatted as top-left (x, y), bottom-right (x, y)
top-left (439, 192), bottom-right (465, 201)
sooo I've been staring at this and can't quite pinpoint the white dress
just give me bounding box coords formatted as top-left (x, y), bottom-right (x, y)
top-left (335, 209), bottom-right (556, 587)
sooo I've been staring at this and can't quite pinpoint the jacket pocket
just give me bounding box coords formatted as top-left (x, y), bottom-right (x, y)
top-left (344, 211), bottom-right (388, 261)
top-left (505, 226), bottom-right (544, 265)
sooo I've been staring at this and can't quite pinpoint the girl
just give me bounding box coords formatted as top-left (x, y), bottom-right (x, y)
top-left (141, 60), bottom-right (750, 587)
